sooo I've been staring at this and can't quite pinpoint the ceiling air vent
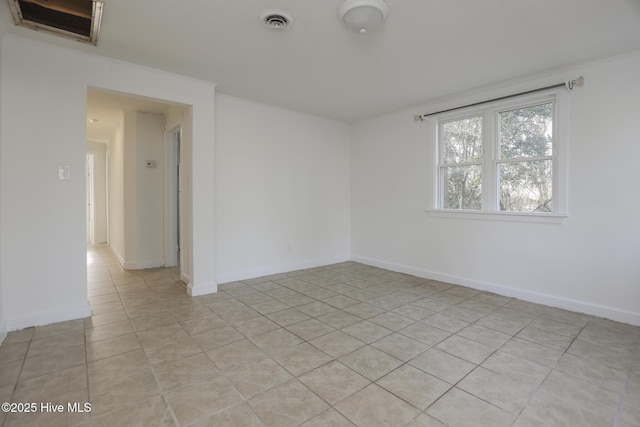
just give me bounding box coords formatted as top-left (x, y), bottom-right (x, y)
top-left (7, 0), bottom-right (104, 45)
top-left (260, 9), bottom-right (293, 31)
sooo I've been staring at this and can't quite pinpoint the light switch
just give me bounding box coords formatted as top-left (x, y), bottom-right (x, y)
top-left (58, 165), bottom-right (71, 180)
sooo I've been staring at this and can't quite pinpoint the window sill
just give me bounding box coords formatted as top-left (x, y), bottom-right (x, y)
top-left (425, 209), bottom-right (567, 224)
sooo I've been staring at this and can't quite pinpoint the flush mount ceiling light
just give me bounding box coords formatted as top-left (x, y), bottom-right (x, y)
top-left (338, 0), bottom-right (388, 34)
top-left (7, 0), bottom-right (104, 45)
top-left (260, 9), bottom-right (293, 31)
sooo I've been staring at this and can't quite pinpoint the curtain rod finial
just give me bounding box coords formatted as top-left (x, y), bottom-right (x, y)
top-left (414, 115), bottom-right (424, 122)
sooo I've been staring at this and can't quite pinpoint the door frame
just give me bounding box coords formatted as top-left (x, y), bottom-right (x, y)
top-left (163, 125), bottom-right (182, 268)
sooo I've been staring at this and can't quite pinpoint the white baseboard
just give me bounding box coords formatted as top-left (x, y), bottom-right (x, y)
top-left (122, 259), bottom-right (165, 270)
top-left (6, 303), bottom-right (92, 331)
top-left (216, 255), bottom-right (351, 285)
top-left (352, 255), bottom-right (640, 326)
top-left (180, 272), bottom-right (190, 284)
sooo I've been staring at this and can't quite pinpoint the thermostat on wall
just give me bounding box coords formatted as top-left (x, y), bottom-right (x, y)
top-left (145, 160), bottom-right (157, 168)
top-left (58, 165), bottom-right (71, 180)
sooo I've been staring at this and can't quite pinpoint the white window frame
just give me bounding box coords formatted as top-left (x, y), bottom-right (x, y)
top-left (426, 89), bottom-right (568, 223)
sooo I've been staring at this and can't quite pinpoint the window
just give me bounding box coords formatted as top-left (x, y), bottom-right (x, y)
top-left (432, 91), bottom-right (567, 220)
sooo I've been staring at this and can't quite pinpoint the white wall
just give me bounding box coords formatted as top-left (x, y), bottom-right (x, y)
top-left (87, 141), bottom-right (108, 244)
top-left (0, 35), bottom-right (5, 342)
top-left (0, 35), bottom-right (216, 330)
top-left (351, 51), bottom-right (640, 325)
top-left (215, 95), bottom-right (351, 283)
top-left (108, 113), bottom-right (126, 260)
top-left (133, 112), bottom-right (165, 268)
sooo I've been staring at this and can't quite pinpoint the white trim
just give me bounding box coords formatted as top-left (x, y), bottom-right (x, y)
top-left (180, 271), bottom-right (190, 284)
top-left (6, 304), bottom-right (92, 331)
top-left (122, 259), bottom-right (165, 270)
top-left (426, 209), bottom-right (567, 224)
top-left (351, 255), bottom-right (640, 326)
top-left (188, 281), bottom-right (217, 297)
top-left (216, 255), bottom-right (351, 285)
top-left (110, 245), bottom-right (126, 267)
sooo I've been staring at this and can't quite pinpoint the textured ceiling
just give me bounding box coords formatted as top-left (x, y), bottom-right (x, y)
top-left (2, 0), bottom-right (640, 122)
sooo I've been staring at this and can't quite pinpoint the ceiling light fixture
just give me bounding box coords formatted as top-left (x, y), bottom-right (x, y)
top-left (338, 0), bottom-right (388, 34)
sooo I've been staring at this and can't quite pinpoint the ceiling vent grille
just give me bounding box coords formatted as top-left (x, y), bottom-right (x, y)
top-left (260, 9), bottom-right (293, 31)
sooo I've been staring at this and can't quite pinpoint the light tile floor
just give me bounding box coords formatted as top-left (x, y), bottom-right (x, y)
top-left (0, 245), bottom-right (639, 426)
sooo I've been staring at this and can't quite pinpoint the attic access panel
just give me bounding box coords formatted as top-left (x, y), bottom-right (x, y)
top-left (8, 0), bottom-right (104, 45)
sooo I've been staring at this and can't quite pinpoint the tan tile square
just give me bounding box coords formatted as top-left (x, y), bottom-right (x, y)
top-left (427, 388), bottom-right (514, 427)
top-left (457, 367), bottom-right (535, 413)
top-left (91, 396), bottom-right (175, 427)
top-left (310, 330), bottom-right (365, 358)
top-left (517, 326), bottom-right (574, 351)
top-left (286, 319), bottom-right (335, 341)
top-left (226, 357), bottom-right (293, 399)
top-left (0, 341), bottom-right (30, 364)
top-left (316, 310), bottom-right (362, 329)
top-left (137, 324), bottom-right (190, 348)
top-left (301, 408), bottom-right (355, 427)
top-left (409, 348), bottom-right (476, 384)
top-left (192, 326), bottom-right (244, 351)
top-left (513, 390), bottom-right (611, 427)
top-left (179, 314), bottom-right (227, 335)
top-left (538, 370), bottom-right (620, 419)
top-left (398, 323), bottom-right (451, 346)
top-left (191, 402), bottom-right (265, 427)
top-left (20, 344), bottom-right (86, 380)
top-left (266, 308), bottom-right (311, 327)
top-left (369, 311), bottom-right (415, 331)
top-left (339, 346), bottom-right (402, 381)
top-left (341, 320), bottom-right (392, 344)
top-left (206, 339), bottom-right (268, 371)
top-left (501, 337), bottom-right (563, 367)
top-left (299, 361), bottom-right (370, 405)
top-left (377, 364), bottom-right (450, 410)
top-left (435, 335), bottom-right (495, 364)
top-left (130, 312), bottom-right (179, 332)
top-left (32, 319), bottom-right (84, 340)
top-left (334, 383), bottom-right (420, 427)
top-left (153, 352), bottom-right (219, 391)
top-left (85, 320), bottom-right (134, 343)
top-left (481, 351), bottom-right (550, 386)
top-left (235, 316), bottom-right (281, 338)
top-left (13, 365), bottom-right (87, 402)
top-left (87, 333), bottom-right (142, 362)
top-left (271, 343), bottom-right (333, 376)
top-left (90, 368), bottom-right (161, 416)
top-left (457, 324), bottom-right (511, 348)
top-left (371, 333), bottom-right (428, 361)
top-left (250, 328), bottom-right (303, 354)
top-left (143, 336), bottom-right (203, 365)
top-left (165, 375), bottom-right (242, 425)
top-left (249, 379), bottom-right (329, 427)
top-left (88, 349), bottom-right (149, 384)
top-left (343, 303), bottom-right (385, 319)
top-left (297, 301), bottom-right (337, 317)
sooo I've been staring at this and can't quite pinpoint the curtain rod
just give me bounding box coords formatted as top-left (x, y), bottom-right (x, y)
top-left (414, 76), bottom-right (584, 122)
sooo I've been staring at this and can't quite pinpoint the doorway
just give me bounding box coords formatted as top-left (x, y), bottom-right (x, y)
top-left (86, 153), bottom-right (95, 244)
top-left (164, 126), bottom-right (182, 268)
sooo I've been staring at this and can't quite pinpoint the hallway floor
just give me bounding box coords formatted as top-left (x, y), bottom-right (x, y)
top-left (0, 245), bottom-right (638, 426)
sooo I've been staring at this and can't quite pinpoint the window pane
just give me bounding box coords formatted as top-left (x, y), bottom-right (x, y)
top-left (499, 160), bottom-right (552, 212)
top-left (500, 103), bottom-right (552, 159)
top-left (442, 116), bottom-right (483, 164)
top-left (442, 165), bottom-right (482, 210)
